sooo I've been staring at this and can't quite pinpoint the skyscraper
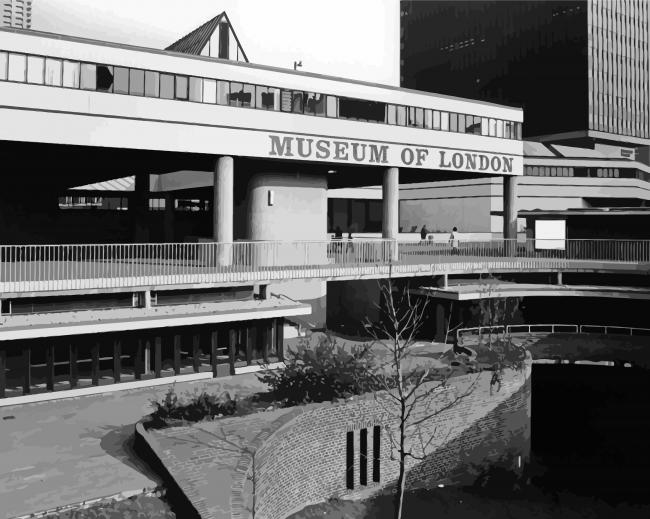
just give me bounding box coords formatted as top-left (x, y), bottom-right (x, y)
top-left (2, 0), bottom-right (32, 29)
top-left (401, 0), bottom-right (650, 146)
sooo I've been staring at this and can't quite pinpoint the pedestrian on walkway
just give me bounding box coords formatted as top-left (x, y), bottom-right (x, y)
top-left (449, 226), bottom-right (460, 255)
top-left (420, 225), bottom-right (429, 241)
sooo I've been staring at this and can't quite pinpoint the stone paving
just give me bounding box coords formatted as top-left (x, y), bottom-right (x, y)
top-left (0, 372), bottom-right (267, 519)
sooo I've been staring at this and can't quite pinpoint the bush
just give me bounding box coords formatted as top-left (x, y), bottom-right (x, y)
top-left (43, 493), bottom-right (175, 519)
top-left (150, 386), bottom-right (237, 425)
top-left (257, 335), bottom-right (378, 405)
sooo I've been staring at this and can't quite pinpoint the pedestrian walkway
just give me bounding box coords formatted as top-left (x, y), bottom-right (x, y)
top-left (0, 373), bottom-right (267, 519)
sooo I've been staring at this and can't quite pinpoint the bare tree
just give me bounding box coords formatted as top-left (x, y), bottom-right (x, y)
top-left (364, 279), bottom-right (481, 519)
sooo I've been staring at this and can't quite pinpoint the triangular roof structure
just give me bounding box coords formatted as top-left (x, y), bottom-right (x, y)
top-left (165, 11), bottom-right (249, 62)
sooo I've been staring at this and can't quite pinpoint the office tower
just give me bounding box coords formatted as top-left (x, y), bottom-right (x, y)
top-left (2, 0), bottom-right (32, 29)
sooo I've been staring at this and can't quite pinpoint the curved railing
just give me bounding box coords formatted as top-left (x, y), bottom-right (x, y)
top-left (1, 238), bottom-right (649, 294)
top-left (457, 323), bottom-right (650, 341)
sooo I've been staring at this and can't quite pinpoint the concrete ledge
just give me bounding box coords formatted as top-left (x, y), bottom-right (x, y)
top-left (0, 371), bottom-right (214, 408)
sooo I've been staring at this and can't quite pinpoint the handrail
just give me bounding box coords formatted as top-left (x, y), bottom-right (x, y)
top-left (457, 323), bottom-right (650, 340)
top-left (1, 238), bottom-right (650, 295)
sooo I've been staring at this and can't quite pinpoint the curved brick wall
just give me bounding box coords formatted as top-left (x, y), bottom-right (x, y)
top-left (255, 362), bottom-right (532, 519)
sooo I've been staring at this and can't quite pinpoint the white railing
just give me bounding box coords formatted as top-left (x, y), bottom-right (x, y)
top-left (1, 238), bottom-right (649, 294)
top-left (457, 323), bottom-right (650, 341)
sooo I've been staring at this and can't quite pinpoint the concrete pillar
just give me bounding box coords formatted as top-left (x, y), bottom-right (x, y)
top-left (503, 176), bottom-right (518, 240)
top-left (382, 167), bottom-right (399, 240)
top-left (213, 156), bottom-right (234, 242)
top-left (435, 302), bottom-right (447, 343)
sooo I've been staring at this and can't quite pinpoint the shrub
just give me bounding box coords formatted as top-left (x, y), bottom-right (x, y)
top-left (43, 493), bottom-right (175, 518)
top-left (257, 335), bottom-right (378, 405)
top-left (150, 386), bottom-right (237, 425)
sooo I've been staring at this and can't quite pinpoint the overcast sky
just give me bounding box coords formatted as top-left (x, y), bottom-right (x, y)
top-left (31, 0), bottom-right (400, 86)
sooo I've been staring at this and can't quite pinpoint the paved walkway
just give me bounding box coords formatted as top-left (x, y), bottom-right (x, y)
top-left (0, 373), bottom-right (267, 519)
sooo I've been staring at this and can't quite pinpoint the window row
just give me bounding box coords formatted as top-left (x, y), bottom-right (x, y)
top-left (0, 50), bottom-right (522, 140)
top-left (525, 166), bottom-right (575, 177)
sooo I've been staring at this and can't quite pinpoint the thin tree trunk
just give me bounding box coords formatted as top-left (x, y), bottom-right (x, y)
top-left (394, 405), bottom-right (407, 519)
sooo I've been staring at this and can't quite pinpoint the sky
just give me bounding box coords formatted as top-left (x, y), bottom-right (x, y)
top-left (31, 0), bottom-right (400, 86)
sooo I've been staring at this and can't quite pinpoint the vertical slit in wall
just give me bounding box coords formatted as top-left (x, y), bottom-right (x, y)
top-left (373, 425), bottom-right (381, 482)
top-left (360, 428), bottom-right (368, 486)
top-left (346, 430), bottom-right (354, 489)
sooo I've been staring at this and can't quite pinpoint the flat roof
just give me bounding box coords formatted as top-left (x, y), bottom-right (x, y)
top-left (520, 208), bottom-right (650, 217)
top-left (0, 26), bottom-right (522, 111)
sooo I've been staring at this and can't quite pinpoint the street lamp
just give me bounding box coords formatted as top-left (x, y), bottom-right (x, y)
top-left (293, 60), bottom-right (303, 71)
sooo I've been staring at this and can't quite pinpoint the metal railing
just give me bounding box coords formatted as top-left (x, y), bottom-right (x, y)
top-left (1, 238), bottom-right (649, 294)
top-left (457, 323), bottom-right (650, 341)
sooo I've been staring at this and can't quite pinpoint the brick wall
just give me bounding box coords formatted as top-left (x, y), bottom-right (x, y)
top-left (255, 362), bottom-right (531, 519)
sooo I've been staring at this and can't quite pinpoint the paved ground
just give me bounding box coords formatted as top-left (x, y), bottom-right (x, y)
top-left (0, 373), bottom-right (267, 519)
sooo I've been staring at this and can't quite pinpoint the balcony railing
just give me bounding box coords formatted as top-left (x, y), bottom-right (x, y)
top-left (1, 239), bottom-right (649, 294)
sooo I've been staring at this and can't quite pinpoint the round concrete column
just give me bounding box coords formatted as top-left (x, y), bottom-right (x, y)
top-left (213, 156), bottom-right (234, 243)
top-left (382, 167), bottom-right (399, 239)
top-left (503, 175), bottom-right (518, 241)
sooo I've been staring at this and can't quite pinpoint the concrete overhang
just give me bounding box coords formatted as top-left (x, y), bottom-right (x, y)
top-left (412, 283), bottom-right (650, 301)
top-left (0, 298), bottom-right (311, 341)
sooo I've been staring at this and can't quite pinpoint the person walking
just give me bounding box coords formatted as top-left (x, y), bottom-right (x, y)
top-left (449, 226), bottom-right (460, 255)
top-left (420, 225), bottom-right (429, 241)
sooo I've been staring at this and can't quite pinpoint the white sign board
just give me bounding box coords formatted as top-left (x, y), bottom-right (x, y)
top-left (535, 220), bottom-right (566, 250)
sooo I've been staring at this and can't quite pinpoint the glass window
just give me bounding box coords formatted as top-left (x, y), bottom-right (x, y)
top-left (304, 92), bottom-right (326, 116)
top-left (489, 118), bottom-right (497, 137)
top-left (396, 105), bottom-right (406, 126)
top-left (387, 104), bottom-right (397, 125)
top-left (256, 85), bottom-right (279, 110)
top-left (229, 82), bottom-right (242, 107)
top-left (339, 97), bottom-right (386, 122)
top-left (44, 58), bottom-right (62, 86)
top-left (202, 78), bottom-right (216, 103)
top-left (216, 80), bottom-right (229, 105)
top-left (175, 75), bottom-right (188, 100)
top-left (62, 60), bottom-right (79, 88)
top-left (280, 89), bottom-right (292, 112)
top-left (496, 119), bottom-right (504, 138)
top-left (26, 55), bottom-right (44, 84)
top-left (532, 167), bottom-right (539, 176)
top-left (481, 117), bottom-right (489, 136)
top-left (96, 65), bottom-right (113, 92)
top-left (129, 69), bottom-right (145, 96)
top-left (503, 121), bottom-right (512, 139)
top-left (291, 90), bottom-right (304, 113)
top-left (424, 109), bottom-right (433, 129)
top-left (326, 95), bottom-right (337, 117)
top-left (415, 107), bottom-right (424, 127)
top-left (8, 53), bottom-right (26, 82)
top-left (80, 63), bottom-right (96, 90)
top-left (145, 70), bottom-right (160, 97)
top-left (440, 111), bottom-right (449, 131)
top-left (160, 73), bottom-right (174, 99)
top-left (114, 67), bottom-right (129, 94)
top-left (189, 76), bottom-right (202, 102)
top-left (515, 122), bottom-right (522, 140)
top-left (433, 110), bottom-right (441, 130)
top-left (241, 83), bottom-right (255, 108)
top-left (466, 115), bottom-right (481, 134)
top-left (457, 114), bottom-right (465, 133)
top-left (0, 51), bottom-right (7, 80)
top-left (450, 113), bottom-right (458, 132)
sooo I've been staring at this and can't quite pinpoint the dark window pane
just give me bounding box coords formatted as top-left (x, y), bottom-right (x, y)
top-left (291, 90), bottom-right (304, 113)
top-left (304, 92), bottom-right (326, 116)
top-left (129, 69), bottom-right (145, 96)
top-left (229, 82), bottom-right (252, 107)
top-left (160, 74), bottom-right (174, 99)
top-left (339, 97), bottom-right (386, 123)
top-left (242, 83), bottom-right (255, 108)
top-left (114, 67), bottom-right (129, 94)
top-left (175, 76), bottom-right (188, 100)
top-left (256, 86), bottom-right (279, 110)
top-left (96, 65), bottom-right (113, 92)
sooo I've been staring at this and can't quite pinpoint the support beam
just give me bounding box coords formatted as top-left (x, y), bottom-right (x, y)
top-left (261, 321), bottom-right (270, 363)
top-left (173, 334), bottom-right (181, 375)
top-left (134, 338), bottom-right (143, 380)
top-left (228, 328), bottom-right (237, 375)
top-left (45, 342), bottom-right (55, 391)
top-left (382, 167), bottom-right (399, 240)
top-left (0, 348), bottom-right (6, 398)
top-left (144, 339), bottom-right (151, 375)
top-left (246, 325), bottom-right (254, 366)
top-left (213, 156), bottom-right (234, 242)
top-left (69, 343), bottom-right (78, 388)
top-left (22, 345), bottom-right (30, 395)
top-left (91, 342), bottom-right (100, 386)
top-left (211, 330), bottom-right (218, 378)
top-left (113, 339), bottom-right (122, 383)
top-left (154, 336), bottom-right (162, 378)
top-left (503, 176), bottom-right (518, 241)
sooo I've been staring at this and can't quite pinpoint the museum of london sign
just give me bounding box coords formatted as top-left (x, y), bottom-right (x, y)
top-left (268, 134), bottom-right (517, 174)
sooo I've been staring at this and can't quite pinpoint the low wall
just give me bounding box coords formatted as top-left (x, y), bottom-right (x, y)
top-left (255, 362), bottom-right (531, 519)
